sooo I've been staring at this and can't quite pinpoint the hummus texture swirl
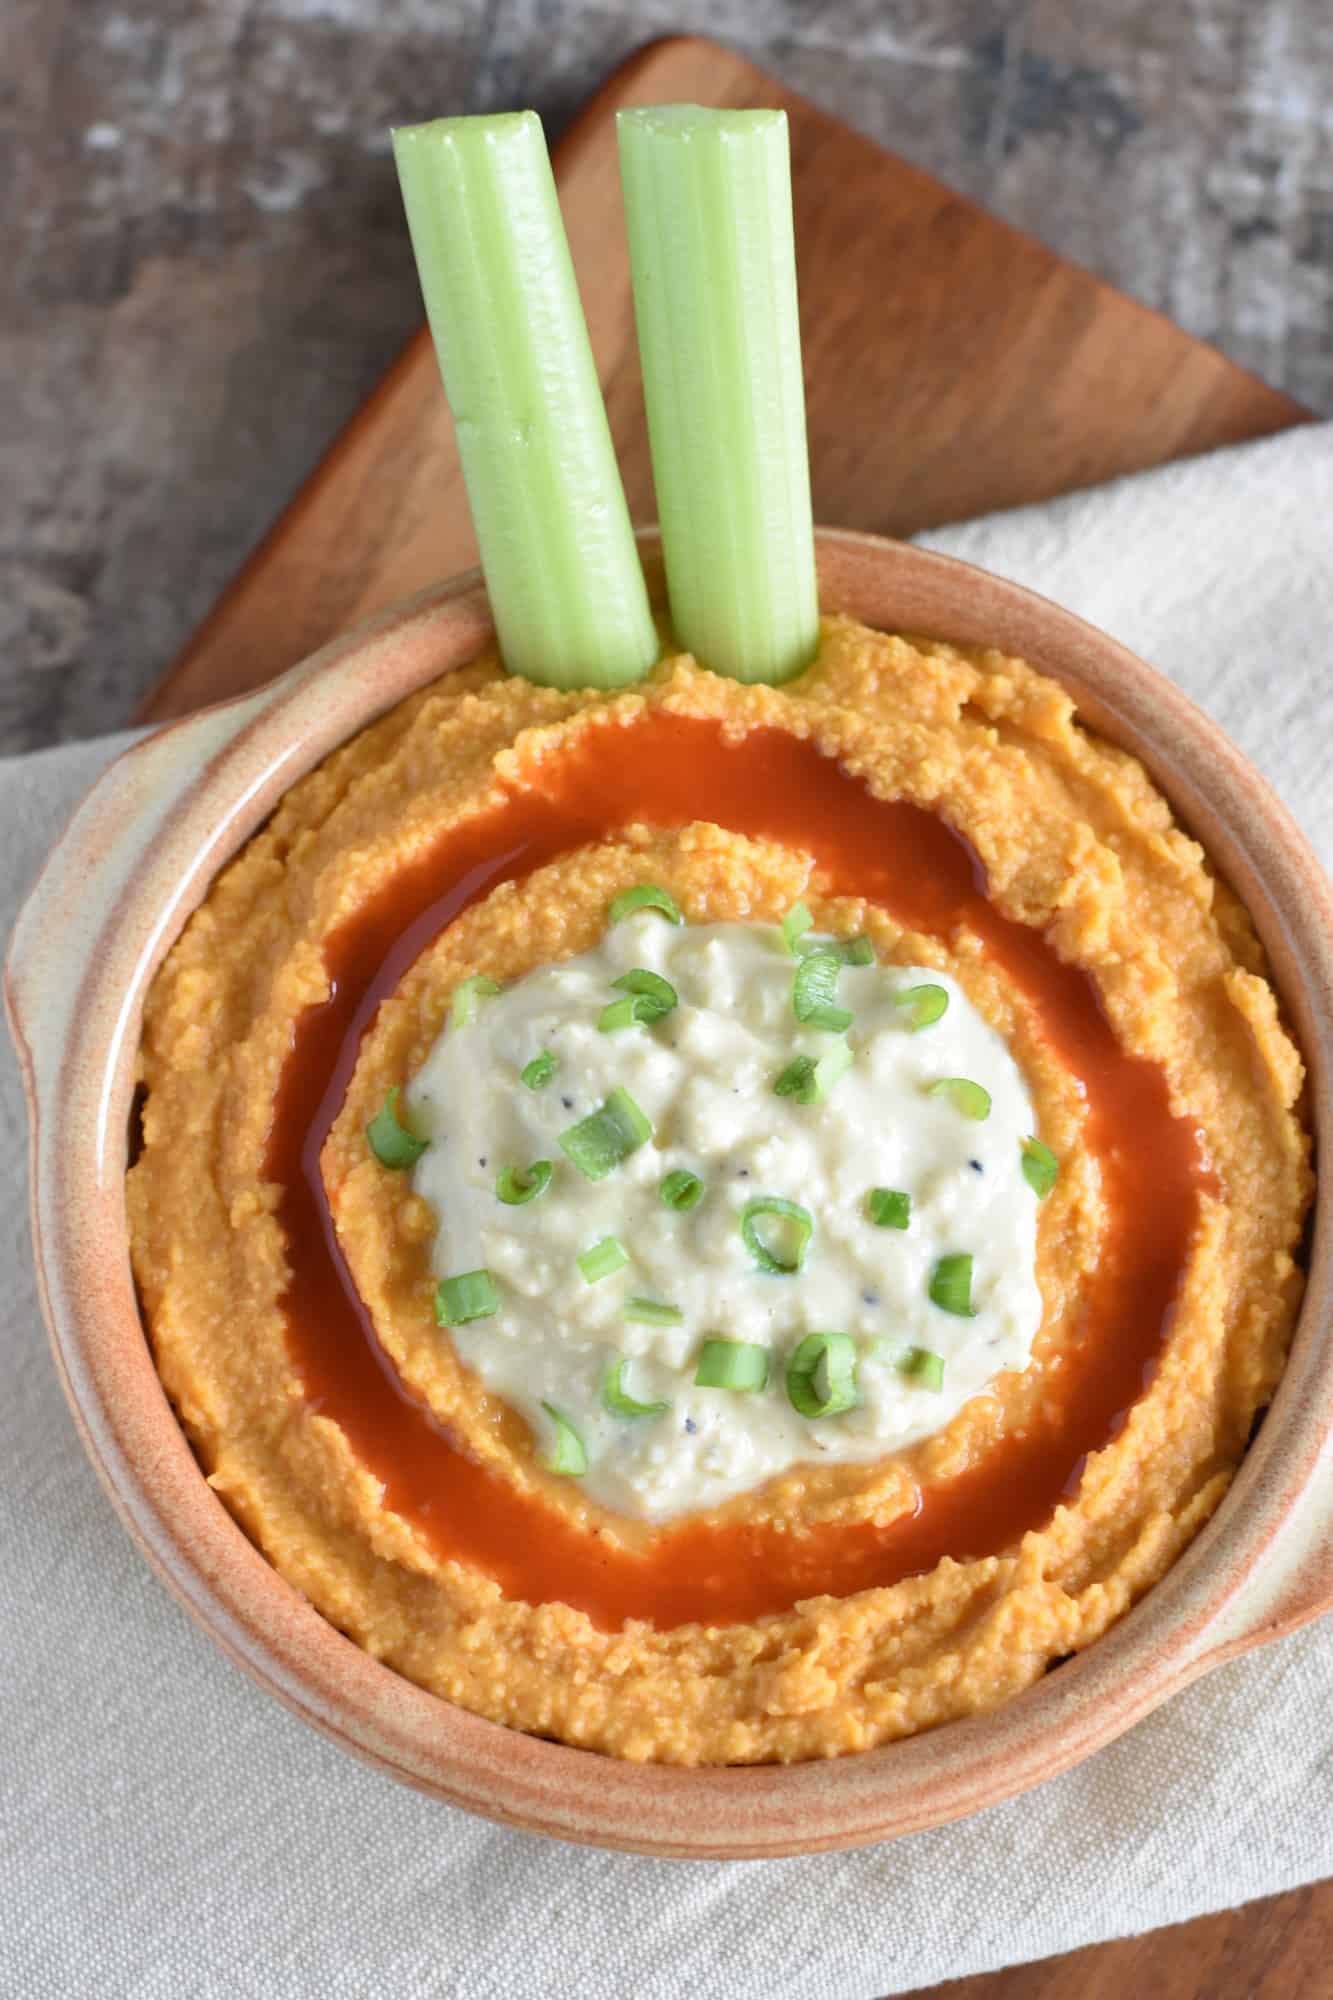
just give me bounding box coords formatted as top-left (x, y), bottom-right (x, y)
top-left (126, 617), bottom-right (1312, 1765)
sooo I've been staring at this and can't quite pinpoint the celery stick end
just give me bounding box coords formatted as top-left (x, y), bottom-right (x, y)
top-left (392, 110), bottom-right (541, 159)
top-left (616, 105), bottom-right (788, 141)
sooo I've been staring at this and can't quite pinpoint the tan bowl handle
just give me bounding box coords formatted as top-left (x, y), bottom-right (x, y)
top-left (6, 692), bottom-right (276, 1101)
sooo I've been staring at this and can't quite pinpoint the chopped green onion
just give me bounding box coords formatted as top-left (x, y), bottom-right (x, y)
top-left (660, 1168), bottom-right (705, 1211)
top-left (774, 1039), bottom-right (853, 1104)
top-left (617, 106), bottom-right (817, 685)
top-left (578, 1235), bottom-right (630, 1284)
top-left (792, 950), bottom-right (853, 1033)
top-left (598, 995), bottom-right (645, 1033)
top-left (741, 1195), bottom-right (813, 1275)
top-left (897, 1346), bottom-right (945, 1392)
top-left (602, 1357), bottom-right (669, 1418)
top-left (540, 1401), bottom-right (588, 1475)
top-left (450, 974), bottom-right (500, 1029)
top-left (495, 1160), bottom-right (552, 1206)
top-left (866, 1187), bottom-right (911, 1230)
top-left (897, 983), bottom-right (949, 1030)
top-left (807, 999), bottom-right (855, 1034)
top-left (609, 883), bottom-right (683, 927)
top-left (813, 1040), bottom-right (855, 1099)
top-left (623, 1296), bottom-right (684, 1326)
top-left (1021, 1136), bottom-right (1060, 1198)
top-left (797, 934), bottom-right (875, 966)
top-left (781, 902), bottom-right (813, 953)
top-left (559, 1087), bottom-right (653, 1181)
top-left (435, 1269), bottom-right (500, 1325)
top-left (774, 1054), bottom-right (816, 1100)
top-left (613, 968), bottom-right (677, 1011)
top-left (600, 968), bottom-right (678, 1031)
top-left (786, 1331), bottom-right (859, 1418)
top-left (393, 114), bottom-right (656, 690)
top-left (929, 1253), bottom-right (977, 1318)
top-left (928, 1076), bottom-right (992, 1121)
top-left (365, 1086), bottom-right (428, 1169)
top-left (520, 1050), bottom-right (557, 1091)
top-left (695, 1338), bottom-right (770, 1392)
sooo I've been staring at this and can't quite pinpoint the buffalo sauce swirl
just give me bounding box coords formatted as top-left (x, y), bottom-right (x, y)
top-left (266, 712), bottom-right (1202, 1630)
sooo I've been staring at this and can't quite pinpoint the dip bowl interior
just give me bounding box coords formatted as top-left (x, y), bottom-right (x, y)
top-left (7, 528), bottom-right (1332, 1856)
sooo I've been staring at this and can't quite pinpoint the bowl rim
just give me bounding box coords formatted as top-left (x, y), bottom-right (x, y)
top-left (7, 526), bottom-right (1331, 1857)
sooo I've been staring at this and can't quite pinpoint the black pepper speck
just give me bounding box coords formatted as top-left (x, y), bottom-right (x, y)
top-left (862, 1289), bottom-right (880, 1306)
top-left (561, 1096), bottom-right (575, 1110)
top-left (969, 1158), bottom-right (984, 1174)
top-left (684, 1417), bottom-right (698, 1435)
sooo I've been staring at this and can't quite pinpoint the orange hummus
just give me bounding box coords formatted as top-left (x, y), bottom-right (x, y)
top-left (126, 618), bottom-right (1312, 1764)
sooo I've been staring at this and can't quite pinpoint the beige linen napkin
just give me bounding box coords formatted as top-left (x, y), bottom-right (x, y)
top-left (3, 423), bottom-right (1331, 2000)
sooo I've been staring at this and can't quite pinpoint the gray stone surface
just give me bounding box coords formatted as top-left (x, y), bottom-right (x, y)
top-left (3, 0), bottom-right (1330, 753)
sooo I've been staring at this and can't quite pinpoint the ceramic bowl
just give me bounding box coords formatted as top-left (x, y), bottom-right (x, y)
top-left (7, 530), bottom-right (1332, 1857)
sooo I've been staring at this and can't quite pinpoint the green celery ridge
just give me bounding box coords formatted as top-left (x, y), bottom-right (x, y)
top-left (617, 105), bottom-right (819, 685)
top-left (393, 112), bottom-right (658, 690)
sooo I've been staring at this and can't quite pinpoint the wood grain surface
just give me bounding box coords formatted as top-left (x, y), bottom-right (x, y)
top-left (113, 28), bottom-right (1331, 1999)
top-left (137, 32), bottom-right (1305, 721)
top-left (913, 1882), bottom-right (1333, 2000)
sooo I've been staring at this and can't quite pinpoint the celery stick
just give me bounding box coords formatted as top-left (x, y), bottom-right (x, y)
top-left (393, 114), bottom-right (657, 689)
top-left (617, 105), bottom-right (818, 685)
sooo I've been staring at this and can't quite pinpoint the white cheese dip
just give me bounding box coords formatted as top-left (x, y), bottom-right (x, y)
top-left (407, 913), bottom-right (1044, 1522)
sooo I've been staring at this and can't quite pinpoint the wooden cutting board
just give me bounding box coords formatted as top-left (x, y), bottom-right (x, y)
top-left (131, 32), bottom-right (1329, 2000)
top-left (138, 32), bottom-right (1305, 724)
